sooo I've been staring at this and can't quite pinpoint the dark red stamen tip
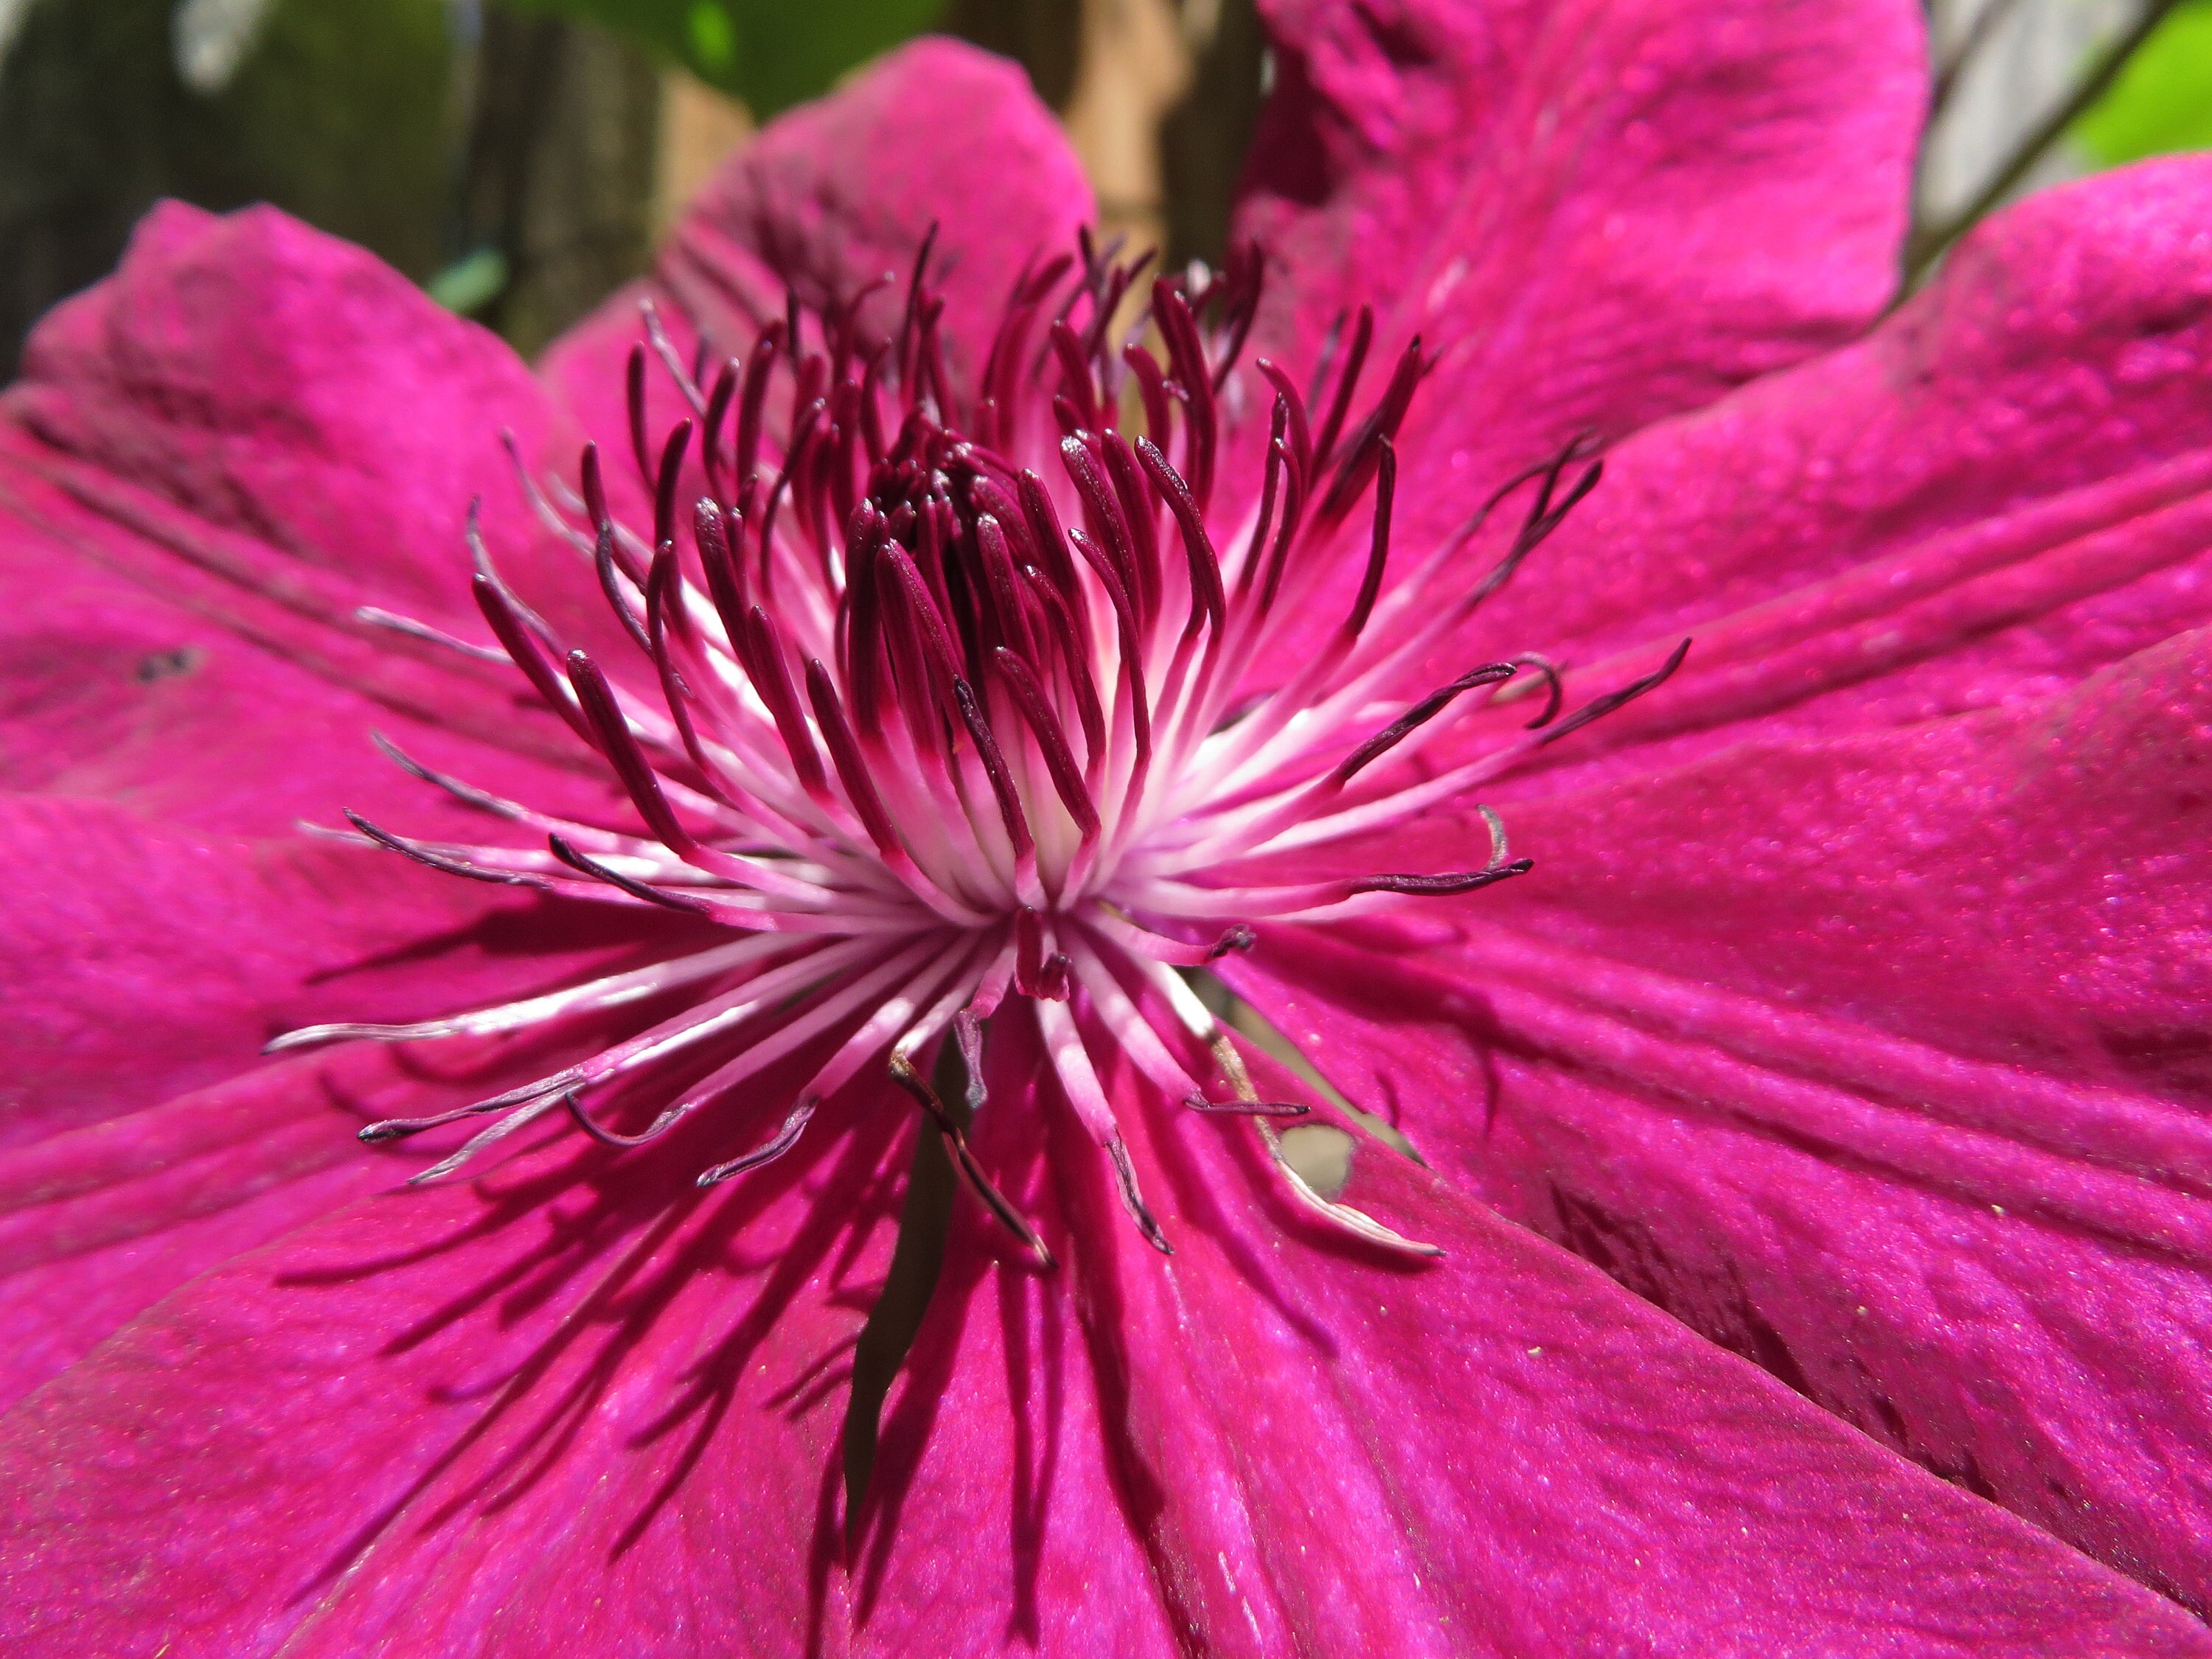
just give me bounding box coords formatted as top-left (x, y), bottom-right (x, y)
top-left (344, 808), bottom-right (545, 888)
top-left (1109, 1137), bottom-right (1174, 1255)
top-left (1185, 1096), bottom-right (1309, 1118)
top-left (653, 418), bottom-right (693, 554)
top-left (1124, 343), bottom-right (1174, 450)
top-left (595, 521), bottom-right (653, 655)
top-left (807, 656), bottom-right (904, 858)
top-left (734, 327), bottom-right (781, 490)
top-left (562, 1087), bottom-right (689, 1150)
top-left (626, 342), bottom-right (653, 486)
top-left (547, 832), bottom-right (709, 914)
top-left (702, 359), bottom-right (738, 501)
top-left (952, 677), bottom-right (1035, 864)
top-left (1333, 658), bottom-right (1516, 784)
top-left (1537, 639), bottom-right (1692, 747)
top-left (694, 497), bottom-right (748, 644)
top-left (1135, 437), bottom-right (1225, 639)
top-left (1509, 653), bottom-right (1565, 728)
top-left (470, 570), bottom-right (594, 748)
top-left (580, 442), bottom-right (611, 532)
top-left (1343, 438), bottom-right (1397, 638)
top-left (1254, 359), bottom-right (1314, 481)
top-left (746, 610), bottom-right (829, 798)
top-left (1316, 336), bottom-right (1425, 527)
top-left (1348, 862), bottom-right (1534, 897)
top-left (1208, 924), bottom-right (1257, 959)
top-left (888, 1053), bottom-right (1056, 1268)
top-left (1311, 302), bottom-right (1373, 473)
top-left (991, 647), bottom-right (1100, 839)
top-left (567, 650), bottom-right (695, 852)
top-left (696, 1096), bottom-right (818, 1187)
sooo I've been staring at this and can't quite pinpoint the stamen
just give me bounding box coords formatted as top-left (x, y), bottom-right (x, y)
top-left (626, 343), bottom-right (653, 487)
top-left (1310, 303), bottom-right (1372, 472)
top-left (990, 648), bottom-right (1099, 840)
top-left (1536, 639), bottom-right (1692, 745)
top-left (562, 1087), bottom-right (691, 1150)
top-left (654, 419), bottom-right (694, 554)
top-left (353, 606), bottom-right (507, 664)
top-left (697, 1097), bottom-right (819, 1186)
top-left (1344, 439), bottom-right (1397, 638)
top-left (341, 810), bottom-right (545, 888)
top-left (335, 225), bottom-right (1659, 1324)
top-left (1108, 1137), bottom-right (1174, 1256)
top-left (547, 832), bottom-right (712, 914)
top-left (888, 1052), bottom-right (1055, 1268)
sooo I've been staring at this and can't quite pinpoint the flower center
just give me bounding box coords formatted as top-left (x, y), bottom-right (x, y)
top-left (281, 229), bottom-right (1681, 1259)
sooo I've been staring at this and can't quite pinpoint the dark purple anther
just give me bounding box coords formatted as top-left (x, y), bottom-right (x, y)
top-left (746, 609), bottom-right (830, 799)
top-left (653, 419), bottom-right (693, 556)
top-left (1135, 437), bottom-right (1225, 641)
top-left (734, 324), bottom-right (782, 491)
top-left (567, 649), bottom-right (698, 855)
top-left (1317, 337), bottom-right (1425, 527)
top-left (626, 342), bottom-right (653, 487)
top-left (1347, 864), bottom-right (1534, 898)
top-left (991, 647), bottom-right (1100, 841)
top-left (594, 521), bottom-right (653, 655)
top-left (1124, 344), bottom-right (1175, 451)
top-left (581, 441), bottom-right (612, 535)
top-left (1332, 658), bottom-right (1517, 784)
top-left (693, 498), bottom-right (749, 651)
top-left (1310, 303), bottom-right (1373, 473)
top-left (1345, 439), bottom-right (1397, 639)
top-left (952, 678), bottom-right (1035, 866)
top-left (807, 657), bottom-right (905, 860)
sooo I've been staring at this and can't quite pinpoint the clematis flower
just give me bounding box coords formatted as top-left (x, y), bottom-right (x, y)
top-left (4, 1), bottom-right (2212, 1652)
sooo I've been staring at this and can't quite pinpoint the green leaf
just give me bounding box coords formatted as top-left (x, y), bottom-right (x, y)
top-left (2076, 0), bottom-right (2212, 167)
top-left (498, 0), bottom-right (945, 115)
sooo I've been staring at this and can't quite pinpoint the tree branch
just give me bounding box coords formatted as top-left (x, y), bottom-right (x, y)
top-left (1906, 0), bottom-right (2184, 285)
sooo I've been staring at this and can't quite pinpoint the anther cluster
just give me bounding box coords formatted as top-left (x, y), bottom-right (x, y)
top-left (279, 231), bottom-right (1681, 1256)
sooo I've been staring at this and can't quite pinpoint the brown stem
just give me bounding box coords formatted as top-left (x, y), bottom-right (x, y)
top-left (1906, 0), bottom-right (2184, 285)
top-left (1930, 0), bottom-right (2035, 116)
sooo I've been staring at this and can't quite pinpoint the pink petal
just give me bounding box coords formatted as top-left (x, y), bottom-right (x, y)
top-left (1416, 155), bottom-right (2212, 797)
top-left (0, 1063), bottom-right (905, 1658)
top-left (0, 1034), bottom-right (582, 1410)
top-left (544, 36), bottom-right (1094, 459)
top-left (0, 498), bottom-right (620, 835)
top-left (1225, 627), bottom-right (2212, 1610)
top-left (978, 1011), bottom-right (2207, 1655)
top-left (11, 1019), bottom-right (2199, 1656)
top-left (0, 796), bottom-right (698, 1147)
top-left (0, 202), bottom-right (619, 801)
top-left (1236, 0), bottom-right (1923, 505)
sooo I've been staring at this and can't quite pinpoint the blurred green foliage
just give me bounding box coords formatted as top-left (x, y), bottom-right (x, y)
top-left (2076, 0), bottom-right (2212, 166)
top-left (501, 0), bottom-right (945, 113)
top-left (0, 0), bottom-right (456, 374)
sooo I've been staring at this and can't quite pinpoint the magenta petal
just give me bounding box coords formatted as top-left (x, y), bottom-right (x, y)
top-left (0, 1070), bottom-right (906, 1659)
top-left (842, 1121), bottom-right (1183, 1654)
top-left (1227, 628), bottom-right (2212, 1610)
top-left (0, 1037), bottom-right (558, 1411)
top-left (992, 1016), bottom-right (2208, 1655)
top-left (5, 202), bottom-right (563, 624)
top-left (1405, 155), bottom-right (2212, 796)
top-left (0, 202), bottom-right (623, 796)
top-left (547, 35), bottom-right (1093, 453)
top-left (0, 796), bottom-right (694, 1147)
top-left (1237, 0), bottom-right (1924, 499)
top-left (0, 499), bottom-right (620, 835)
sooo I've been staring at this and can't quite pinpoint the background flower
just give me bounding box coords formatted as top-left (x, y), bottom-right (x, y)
top-left (0, 3), bottom-right (2208, 1655)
